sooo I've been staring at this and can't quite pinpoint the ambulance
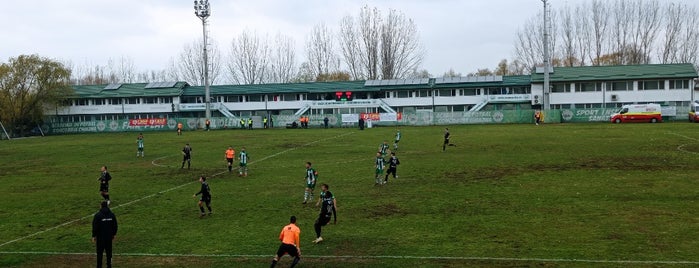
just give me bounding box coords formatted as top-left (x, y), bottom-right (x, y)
top-left (689, 101), bottom-right (699, 122)
top-left (610, 104), bottom-right (662, 123)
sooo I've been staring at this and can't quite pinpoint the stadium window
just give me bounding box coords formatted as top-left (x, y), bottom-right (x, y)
top-left (511, 87), bottom-right (531, 94)
top-left (76, 99), bottom-right (89, 106)
top-left (551, 83), bottom-right (571, 93)
top-left (606, 81), bottom-right (630, 91)
top-left (124, 98), bottom-right (139, 104)
top-left (669, 79), bottom-right (689, 90)
top-left (143, 97), bottom-right (157, 104)
top-left (437, 89), bottom-right (454, 96)
top-left (576, 82), bottom-right (602, 92)
top-left (416, 90), bottom-right (432, 97)
top-left (281, 93), bottom-right (296, 101)
top-left (248, 94), bottom-right (263, 102)
top-left (486, 88), bottom-right (504, 95)
top-left (396, 91), bottom-right (411, 98)
top-left (462, 88), bottom-right (478, 96)
top-left (159, 97), bottom-right (172, 104)
top-left (225, 95), bottom-right (242, 102)
top-left (639, 80), bottom-right (661, 90)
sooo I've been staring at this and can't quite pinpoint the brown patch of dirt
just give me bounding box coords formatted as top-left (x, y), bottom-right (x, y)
top-left (366, 203), bottom-right (406, 219)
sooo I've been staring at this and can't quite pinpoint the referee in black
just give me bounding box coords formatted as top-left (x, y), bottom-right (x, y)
top-left (92, 200), bottom-right (118, 268)
top-left (98, 166), bottom-right (111, 205)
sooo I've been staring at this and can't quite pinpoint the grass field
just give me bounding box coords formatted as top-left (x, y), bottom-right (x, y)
top-left (0, 123), bottom-right (698, 268)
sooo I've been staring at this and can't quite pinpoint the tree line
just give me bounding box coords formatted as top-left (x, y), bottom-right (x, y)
top-left (69, 5), bottom-right (427, 86)
top-left (511, 0), bottom-right (699, 73)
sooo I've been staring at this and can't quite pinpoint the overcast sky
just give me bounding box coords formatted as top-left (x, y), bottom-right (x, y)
top-left (1, 0), bottom-right (697, 78)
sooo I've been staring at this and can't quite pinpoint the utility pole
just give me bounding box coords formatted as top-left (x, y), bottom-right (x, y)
top-left (194, 0), bottom-right (212, 119)
top-left (542, 0), bottom-right (551, 110)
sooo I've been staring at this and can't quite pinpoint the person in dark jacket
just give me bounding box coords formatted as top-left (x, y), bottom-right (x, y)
top-left (193, 176), bottom-right (212, 217)
top-left (92, 201), bottom-right (118, 268)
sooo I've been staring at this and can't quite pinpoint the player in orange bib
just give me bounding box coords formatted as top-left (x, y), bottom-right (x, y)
top-left (271, 216), bottom-right (301, 268)
top-left (177, 122), bottom-right (183, 135)
top-left (225, 146), bottom-right (235, 173)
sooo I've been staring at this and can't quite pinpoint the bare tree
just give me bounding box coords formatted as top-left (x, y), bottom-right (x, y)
top-left (339, 5), bottom-right (424, 80)
top-left (677, 5), bottom-right (699, 64)
top-left (227, 30), bottom-right (270, 85)
top-left (659, 3), bottom-right (684, 63)
top-left (380, 8), bottom-right (424, 79)
top-left (574, 4), bottom-right (591, 66)
top-left (268, 33), bottom-right (296, 83)
top-left (175, 39), bottom-right (222, 86)
top-left (513, 12), bottom-right (558, 72)
top-left (442, 68), bottom-right (462, 78)
top-left (306, 23), bottom-right (340, 80)
top-left (559, 5), bottom-right (577, 66)
top-left (339, 15), bottom-right (364, 80)
top-left (632, 0), bottom-right (661, 64)
top-left (588, 0), bottom-right (609, 66)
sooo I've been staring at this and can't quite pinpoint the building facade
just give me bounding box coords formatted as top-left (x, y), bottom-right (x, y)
top-left (51, 64), bottom-right (697, 124)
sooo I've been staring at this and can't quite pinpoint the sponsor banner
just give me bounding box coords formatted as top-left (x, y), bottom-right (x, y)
top-left (360, 113), bottom-right (403, 121)
top-left (560, 109), bottom-right (620, 122)
top-left (487, 94), bottom-right (531, 103)
top-left (342, 114), bottom-right (359, 123)
top-left (661, 106), bottom-right (677, 116)
top-left (44, 119), bottom-right (186, 134)
top-left (129, 118), bottom-right (167, 126)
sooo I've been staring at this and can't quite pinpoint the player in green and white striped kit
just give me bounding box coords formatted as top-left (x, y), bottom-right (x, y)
top-left (374, 151), bottom-right (386, 185)
top-left (393, 129), bottom-right (401, 151)
top-left (238, 147), bottom-right (249, 177)
top-left (136, 133), bottom-right (144, 158)
top-left (379, 140), bottom-right (390, 157)
top-left (303, 162), bottom-right (318, 204)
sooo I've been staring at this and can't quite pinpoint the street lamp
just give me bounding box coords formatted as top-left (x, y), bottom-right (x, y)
top-left (541, 0), bottom-right (551, 110)
top-left (194, 0), bottom-right (211, 119)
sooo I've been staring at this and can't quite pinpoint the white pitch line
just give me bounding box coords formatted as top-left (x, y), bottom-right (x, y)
top-left (151, 155), bottom-right (172, 167)
top-left (668, 131), bottom-right (699, 142)
top-left (0, 251), bottom-right (697, 265)
top-left (0, 131), bottom-right (355, 249)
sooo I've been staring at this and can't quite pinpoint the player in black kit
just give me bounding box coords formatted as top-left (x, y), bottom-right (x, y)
top-left (312, 183), bottom-right (337, 244)
top-left (384, 152), bottom-right (400, 183)
top-left (181, 143), bottom-right (192, 169)
top-left (193, 176), bottom-right (212, 217)
top-left (98, 166), bottom-right (111, 205)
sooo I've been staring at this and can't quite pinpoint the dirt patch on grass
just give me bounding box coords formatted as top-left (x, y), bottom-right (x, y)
top-left (446, 156), bottom-right (685, 182)
top-left (366, 203), bottom-right (407, 219)
top-left (279, 143), bottom-right (303, 148)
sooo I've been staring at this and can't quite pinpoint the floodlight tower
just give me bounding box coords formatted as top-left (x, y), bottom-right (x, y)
top-left (542, 0), bottom-right (551, 110)
top-left (194, 0), bottom-right (211, 119)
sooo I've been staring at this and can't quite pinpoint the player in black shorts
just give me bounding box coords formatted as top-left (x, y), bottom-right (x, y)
top-left (98, 166), bottom-right (112, 205)
top-left (443, 128), bottom-right (451, 151)
top-left (384, 152), bottom-right (400, 183)
top-left (193, 176), bottom-right (212, 217)
top-left (182, 143), bottom-right (192, 169)
top-left (271, 215), bottom-right (301, 268)
top-left (313, 184), bottom-right (337, 244)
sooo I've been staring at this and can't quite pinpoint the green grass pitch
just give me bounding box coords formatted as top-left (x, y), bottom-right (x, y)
top-left (0, 123), bottom-right (697, 267)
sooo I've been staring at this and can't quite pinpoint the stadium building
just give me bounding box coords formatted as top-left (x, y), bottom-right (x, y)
top-left (46, 63), bottom-right (698, 132)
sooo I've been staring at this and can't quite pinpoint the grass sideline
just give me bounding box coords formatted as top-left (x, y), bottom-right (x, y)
top-left (0, 123), bottom-right (698, 267)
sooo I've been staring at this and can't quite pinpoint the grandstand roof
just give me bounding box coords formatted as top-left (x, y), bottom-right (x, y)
top-left (182, 80), bottom-right (368, 96)
top-left (69, 82), bottom-right (188, 99)
top-left (531, 63), bottom-right (698, 82)
top-left (65, 64), bottom-right (696, 98)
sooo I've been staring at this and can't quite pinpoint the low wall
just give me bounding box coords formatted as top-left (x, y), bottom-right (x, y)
top-left (41, 106), bottom-right (688, 135)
